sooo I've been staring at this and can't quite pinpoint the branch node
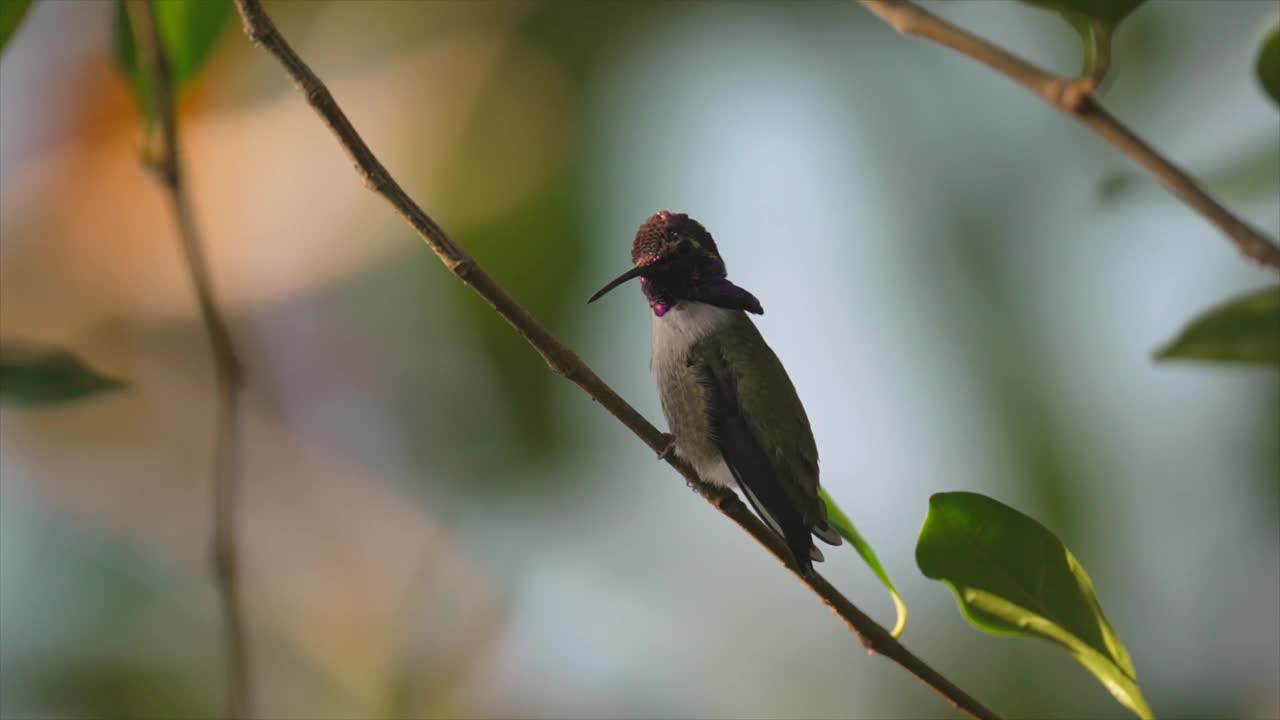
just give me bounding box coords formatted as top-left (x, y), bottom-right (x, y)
top-left (244, 25), bottom-right (270, 47)
top-left (361, 170), bottom-right (391, 194)
top-left (448, 258), bottom-right (476, 278)
top-left (302, 78), bottom-right (328, 109)
top-left (1050, 78), bottom-right (1094, 114)
top-left (656, 432), bottom-right (677, 461)
top-left (856, 0), bottom-right (1279, 271)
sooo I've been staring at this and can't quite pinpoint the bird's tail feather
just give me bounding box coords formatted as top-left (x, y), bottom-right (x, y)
top-left (812, 520), bottom-right (842, 547)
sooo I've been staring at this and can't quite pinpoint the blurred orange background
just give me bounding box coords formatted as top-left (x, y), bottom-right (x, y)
top-left (1, 2), bottom-right (1277, 718)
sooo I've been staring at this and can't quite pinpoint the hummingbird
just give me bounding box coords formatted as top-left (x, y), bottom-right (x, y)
top-left (588, 210), bottom-right (841, 576)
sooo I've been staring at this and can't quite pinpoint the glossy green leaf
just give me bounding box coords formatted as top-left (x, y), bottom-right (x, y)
top-left (114, 0), bottom-right (233, 113)
top-left (917, 492), bottom-right (1151, 719)
top-left (0, 0), bottom-right (34, 57)
top-left (820, 488), bottom-right (907, 638)
top-left (0, 343), bottom-right (126, 406)
top-left (1157, 286), bottom-right (1280, 366)
top-left (1258, 24), bottom-right (1280, 108)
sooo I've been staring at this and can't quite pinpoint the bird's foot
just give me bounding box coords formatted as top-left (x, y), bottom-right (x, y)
top-left (656, 433), bottom-right (677, 461)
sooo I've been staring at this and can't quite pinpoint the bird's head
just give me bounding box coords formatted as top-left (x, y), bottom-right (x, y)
top-left (588, 211), bottom-right (762, 317)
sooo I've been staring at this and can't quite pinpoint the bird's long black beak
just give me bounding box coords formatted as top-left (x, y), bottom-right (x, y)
top-left (588, 255), bottom-right (678, 303)
top-left (587, 265), bottom-right (648, 303)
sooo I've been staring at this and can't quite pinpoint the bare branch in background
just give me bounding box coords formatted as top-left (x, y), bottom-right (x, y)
top-left (857, 0), bottom-right (1280, 272)
top-left (227, 1), bottom-right (1001, 718)
top-left (121, 2), bottom-right (251, 717)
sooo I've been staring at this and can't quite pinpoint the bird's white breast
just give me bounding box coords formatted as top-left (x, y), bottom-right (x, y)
top-left (650, 301), bottom-right (737, 373)
top-left (651, 301), bottom-right (739, 489)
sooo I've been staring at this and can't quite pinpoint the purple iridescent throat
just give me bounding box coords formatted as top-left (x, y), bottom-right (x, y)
top-left (642, 276), bottom-right (762, 317)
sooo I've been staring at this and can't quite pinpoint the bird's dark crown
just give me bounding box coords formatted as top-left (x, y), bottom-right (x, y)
top-left (632, 211), bottom-right (722, 267)
top-left (631, 211), bottom-right (762, 317)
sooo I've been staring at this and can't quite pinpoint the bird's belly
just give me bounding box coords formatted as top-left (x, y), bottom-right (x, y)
top-left (657, 375), bottom-right (733, 488)
top-left (655, 359), bottom-right (738, 489)
top-left (650, 301), bottom-right (740, 489)
top-left (683, 452), bottom-right (736, 489)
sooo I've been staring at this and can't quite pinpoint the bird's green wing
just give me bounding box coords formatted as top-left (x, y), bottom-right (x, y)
top-left (690, 314), bottom-right (839, 572)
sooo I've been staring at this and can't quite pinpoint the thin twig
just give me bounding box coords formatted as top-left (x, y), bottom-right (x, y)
top-left (857, 0), bottom-right (1280, 272)
top-left (228, 1), bottom-right (999, 718)
top-left (122, 2), bottom-right (251, 717)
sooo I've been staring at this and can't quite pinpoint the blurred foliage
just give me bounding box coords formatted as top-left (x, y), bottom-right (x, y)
top-left (820, 488), bottom-right (907, 638)
top-left (1157, 286), bottom-right (1280, 365)
top-left (0, 509), bottom-right (221, 719)
top-left (0, 0), bottom-right (32, 55)
top-left (1259, 23), bottom-right (1280, 108)
top-left (1099, 136), bottom-right (1280, 204)
top-left (513, 0), bottom-right (658, 89)
top-left (917, 492), bottom-right (1151, 720)
top-left (931, 189), bottom-right (1086, 540)
top-left (841, 152), bottom-right (1110, 714)
top-left (408, 6), bottom-right (616, 474)
top-left (0, 342), bottom-right (125, 406)
top-left (426, 2), bottom-right (659, 473)
top-left (113, 0), bottom-right (232, 117)
top-left (444, 181), bottom-right (589, 468)
top-left (1, 1), bottom-right (1278, 718)
top-left (18, 659), bottom-right (216, 720)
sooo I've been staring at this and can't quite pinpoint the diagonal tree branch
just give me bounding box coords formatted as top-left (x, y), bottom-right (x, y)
top-left (856, 0), bottom-right (1280, 272)
top-left (228, 1), bottom-right (1000, 718)
top-left (122, 2), bottom-right (251, 717)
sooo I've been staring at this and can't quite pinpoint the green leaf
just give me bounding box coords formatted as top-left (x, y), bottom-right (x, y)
top-left (0, 0), bottom-right (34, 57)
top-left (113, 0), bottom-right (232, 113)
top-left (1018, 0), bottom-right (1146, 30)
top-left (1156, 286), bottom-right (1280, 366)
top-left (1258, 23), bottom-right (1280, 108)
top-left (0, 342), bottom-right (126, 406)
top-left (820, 488), bottom-right (908, 638)
top-left (917, 492), bottom-right (1152, 720)
top-left (1017, 0), bottom-right (1145, 78)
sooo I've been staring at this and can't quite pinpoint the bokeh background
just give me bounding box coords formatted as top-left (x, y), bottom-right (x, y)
top-left (2, 1), bottom-right (1278, 718)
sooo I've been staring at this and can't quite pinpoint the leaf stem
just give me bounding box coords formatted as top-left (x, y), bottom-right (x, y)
top-left (856, 0), bottom-right (1280, 272)
top-left (121, 2), bottom-right (251, 717)
top-left (228, 1), bottom-right (1001, 718)
top-left (1077, 19), bottom-right (1111, 95)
